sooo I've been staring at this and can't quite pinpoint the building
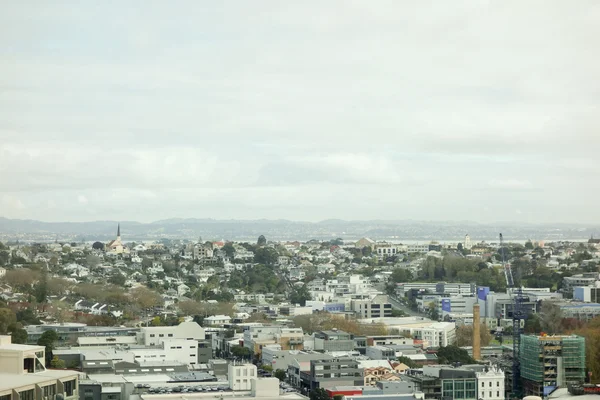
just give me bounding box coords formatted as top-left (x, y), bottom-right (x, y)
top-left (559, 303), bottom-right (600, 321)
top-left (562, 273), bottom-right (599, 296)
top-left (474, 365), bottom-right (505, 400)
top-left (25, 323), bottom-right (139, 345)
top-left (520, 334), bottom-right (586, 397)
top-left (0, 267), bottom-right (6, 278)
top-left (403, 366), bottom-right (478, 400)
top-left (105, 224), bottom-right (128, 254)
top-left (305, 358), bottom-right (363, 390)
top-left (313, 330), bottom-right (354, 352)
top-left (136, 321), bottom-right (205, 346)
top-left (204, 315), bottom-right (232, 326)
top-left (351, 294), bottom-right (393, 319)
top-left (362, 318), bottom-right (455, 348)
top-left (464, 234), bottom-right (472, 250)
top-left (0, 335), bottom-right (79, 400)
top-left (573, 286), bottom-right (600, 303)
top-left (243, 326), bottom-right (304, 355)
top-left (228, 363), bottom-right (257, 391)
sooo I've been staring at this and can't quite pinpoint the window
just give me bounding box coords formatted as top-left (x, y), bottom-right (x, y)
top-left (190, 346), bottom-right (195, 349)
top-left (168, 334), bottom-right (173, 337)
top-left (64, 380), bottom-right (76, 397)
top-left (497, 391), bottom-right (500, 397)
top-left (150, 334), bottom-right (155, 337)
top-left (497, 382), bottom-right (500, 387)
top-left (489, 392), bottom-right (492, 398)
top-left (237, 369), bottom-right (241, 376)
top-left (481, 382), bottom-right (485, 388)
top-left (19, 390), bottom-right (34, 400)
top-left (159, 334), bottom-right (164, 337)
top-left (243, 369), bottom-right (248, 376)
top-left (190, 354), bottom-right (195, 357)
top-left (489, 382), bottom-right (492, 387)
top-left (43, 385), bottom-right (57, 397)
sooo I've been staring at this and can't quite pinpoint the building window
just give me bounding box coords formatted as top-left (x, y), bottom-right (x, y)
top-left (481, 382), bottom-right (485, 388)
top-left (43, 385), bottom-right (57, 397)
top-left (159, 334), bottom-right (164, 337)
top-left (64, 380), bottom-right (76, 397)
top-left (168, 334), bottom-right (173, 337)
top-left (19, 390), bottom-right (34, 400)
top-left (497, 382), bottom-right (500, 387)
top-left (489, 392), bottom-right (492, 398)
top-left (150, 334), bottom-right (155, 337)
top-left (497, 391), bottom-right (500, 397)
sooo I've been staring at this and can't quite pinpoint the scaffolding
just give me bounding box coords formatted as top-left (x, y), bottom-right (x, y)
top-left (519, 335), bottom-right (585, 397)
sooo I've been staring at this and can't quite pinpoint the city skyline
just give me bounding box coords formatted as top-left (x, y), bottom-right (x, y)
top-left (2, 2), bottom-right (599, 224)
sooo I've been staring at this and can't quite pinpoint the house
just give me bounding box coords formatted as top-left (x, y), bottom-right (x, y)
top-left (0, 267), bottom-right (6, 278)
top-left (204, 315), bottom-right (232, 326)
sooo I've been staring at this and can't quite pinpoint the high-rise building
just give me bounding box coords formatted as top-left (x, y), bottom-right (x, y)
top-left (519, 334), bottom-right (586, 397)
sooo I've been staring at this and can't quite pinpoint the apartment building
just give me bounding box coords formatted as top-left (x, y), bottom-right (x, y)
top-left (0, 336), bottom-right (79, 400)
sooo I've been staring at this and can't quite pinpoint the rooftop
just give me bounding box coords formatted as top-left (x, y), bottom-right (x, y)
top-left (0, 369), bottom-right (79, 391)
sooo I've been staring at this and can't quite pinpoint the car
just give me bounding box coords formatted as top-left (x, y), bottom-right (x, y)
top-left (143, 384), bottom-right (151, 388)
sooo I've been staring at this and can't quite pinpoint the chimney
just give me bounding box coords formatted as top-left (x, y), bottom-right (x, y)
top-left (473, 304), bottom-right (481, 361)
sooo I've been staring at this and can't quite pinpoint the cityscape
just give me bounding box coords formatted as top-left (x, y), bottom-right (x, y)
top-left (1, 224), bottom-right (600, 400)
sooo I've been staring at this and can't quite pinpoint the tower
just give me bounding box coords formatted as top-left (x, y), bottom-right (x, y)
top-left (117, 223), bottom-right (121, 240)
top-left (465, 234), bottom-right (472, 250)
top-left (473, 304), bottom-right (481, 361)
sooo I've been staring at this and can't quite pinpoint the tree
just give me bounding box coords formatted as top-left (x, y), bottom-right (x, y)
top-left (50, 355), bottom-right (66, 369)
top-left (257, 235), bottom-right (267, 247)
top-left (131, 286), bottom-right (162, 310)
top-left (309, 388), bottom-right (330, 400)
top-left (290, 285), bottom-right (311, 306)
top-left (455, 324), bottom-right (493, 347)
top-left (231, 345), bottom-right (251, 359)
top-left (524, 314), bottom-right (542, 334)
top-left (108, 274), bottom-right (126, 286)
top-left (92, 241), bottom-right (105, 250)
top-left (457, 243), bottom-right (464, 251)
top-left (525, 240), bottom-right (534, 250)
top-left (37, 330), bottom-right (59, 366)
top-left (11, 327), bottom-right (28, 344)
top-left (397, 355), bottom-right (417, 368)
top-left (222, 243), bottom-right (235, 258)
top-left (436, 345), bottom-right (475, 365)
top-left (427, 302), bottom-right (439, 321)
top-left (539, 301), bottom-right (564, 334)
top-left (34, 272), bottom-right (49, 304)
top-left (274, 369), bottom-right (286, 381)
top-left (254, 247), bottom-right (279, 266)
top-left (0, 308), bottom-right (17, 334)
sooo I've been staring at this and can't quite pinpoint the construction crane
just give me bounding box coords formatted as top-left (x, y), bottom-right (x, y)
top-left (499, 233), bottom-right (525, 397)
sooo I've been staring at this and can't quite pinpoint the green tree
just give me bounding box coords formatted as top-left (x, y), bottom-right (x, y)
top-left (290, 285), bottom-right (311, 306)
top-left (525, 240), bottom-right (534, 250)
top-left (0, 308), bottom-right (17, 334)
top-left (231, 345), bottom-right (251, 359)
top-left (309, 388), bottom-right (330, 400)
top-left (92, 241), bottom-right (104, 250)
top-left (108, 274), bottom-right (126, 286)
top-left (37, 330), bottom-right (59, 366)
top-left (222, 243), bottom-right (235, 258)
top-left (254, 247), bottom-right (279, 266)
top-left (436, 345), bottom-right (475, 364)
top-left (10, 326), bottom-right (28, 344)
top-left (427, 302), bottom-right (439, 321)
top-left (50, 355), bottom-right (66, 369)
top-left (524, 314), bottom-right (542, 334)
top-left (257, 235), bottom-right (267, 247)
top-left (397, 355), bottom-right (417, 368)
top-left (274, 369), bottom-right (286, 381)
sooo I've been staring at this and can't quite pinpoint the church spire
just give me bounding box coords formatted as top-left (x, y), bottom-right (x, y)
top-left (117, 223), bottom-right (121, 239)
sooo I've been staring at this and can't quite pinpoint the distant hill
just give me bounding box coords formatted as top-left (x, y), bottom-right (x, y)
top-left (0, 217), bottom-right (597, 242)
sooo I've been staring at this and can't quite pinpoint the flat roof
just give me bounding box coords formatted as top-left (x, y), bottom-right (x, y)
top-left (0, 370), bottom-right (79, 391)
top-left (0, 344), bottom-right (45, 352)
top-left (549, 388), bottom-right (600, 400)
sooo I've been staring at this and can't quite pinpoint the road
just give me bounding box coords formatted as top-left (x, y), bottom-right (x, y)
top-left (388, 295), bottom-right (427, 317)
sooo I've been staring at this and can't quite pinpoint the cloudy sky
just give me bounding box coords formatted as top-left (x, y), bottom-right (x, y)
top-left (1, 1), bottom-right (599, 224)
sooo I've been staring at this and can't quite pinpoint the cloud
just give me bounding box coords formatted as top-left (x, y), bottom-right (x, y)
top-left (0, 1), bottom-right (599, 223)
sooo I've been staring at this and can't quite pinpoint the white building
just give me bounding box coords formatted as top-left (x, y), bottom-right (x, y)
top-left (137, 321), bottom-right (205, 346)
top-left (476, 366), bottom-right (505, 400)
top-left (228, 363), bottom-right (257, 391)
top-left (131, 338), bottom-right (199, 366)
top-left (361, 317), bottom-right (456, 348)
top-left (0, 267), bottom-right (5, 278)
top-left (204, 315), bottom-right (232, 326)
top-left (0, 335), bottom-right (80, 400)
top-left (465, 234), bottom-right (472, 250)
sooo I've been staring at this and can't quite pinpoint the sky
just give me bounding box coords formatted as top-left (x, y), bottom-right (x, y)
top-left (1, 1), bottom-right (599, 224)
